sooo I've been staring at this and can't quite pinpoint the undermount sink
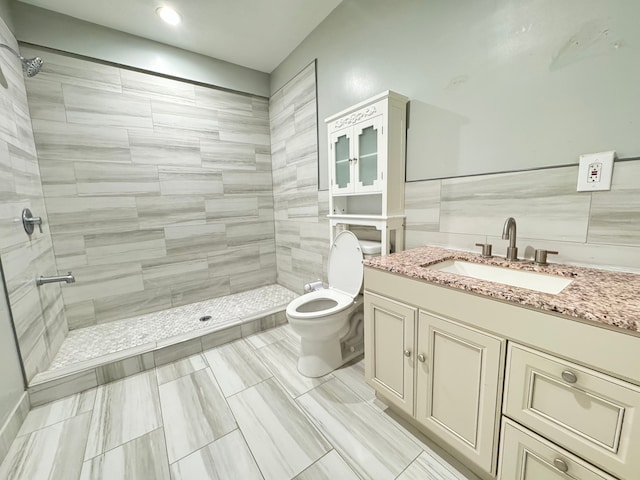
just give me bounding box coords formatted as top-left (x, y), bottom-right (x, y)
top-left (423, 260), bottom-right (573, 294)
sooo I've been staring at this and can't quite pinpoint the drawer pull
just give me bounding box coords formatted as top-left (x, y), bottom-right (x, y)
top-left (418, 354), bottom-right (426, 363)
top-left (561, 370), bottom-right (578, 384)
top-left (553, 458), bottom-right (569, 473)
top-left (403, 349), bottom-right (411, 358)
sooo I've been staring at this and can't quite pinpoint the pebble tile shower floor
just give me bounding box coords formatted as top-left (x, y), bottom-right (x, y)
top-left (50, 285), bottom-right (297, 369)
top-left (0, 324), bottom-right (476, 480)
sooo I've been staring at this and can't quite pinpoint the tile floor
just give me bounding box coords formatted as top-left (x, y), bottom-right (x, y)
top-left (0, 324), bottom-right (476, 480)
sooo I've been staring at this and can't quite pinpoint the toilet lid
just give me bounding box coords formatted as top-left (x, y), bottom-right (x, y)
top-left (328, 231), bottom-right (363, 296)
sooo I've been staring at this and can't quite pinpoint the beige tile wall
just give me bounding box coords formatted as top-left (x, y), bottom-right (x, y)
top-left (0, 27), bottom-right (68, 381)
top-left (23, 46), bottom-right (276, 329)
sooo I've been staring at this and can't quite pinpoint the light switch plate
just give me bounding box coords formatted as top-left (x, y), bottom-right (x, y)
top-left (576, 151), bottom-right (615, 191)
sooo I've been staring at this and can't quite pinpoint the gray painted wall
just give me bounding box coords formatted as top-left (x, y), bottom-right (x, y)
top-left (271, 0), bottom-right (640, 188)
top-left (12, 2), bottom-right (270, 97)
top-left (0, 0), bottom-right (11, 31)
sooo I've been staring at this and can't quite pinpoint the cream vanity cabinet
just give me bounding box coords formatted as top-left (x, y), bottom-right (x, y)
top-left (326, 91), bottom-right (408, 255)
top-left (364, 292), bottom-right (505, 476)
top-left (364, 267), bottom-right (640, 480)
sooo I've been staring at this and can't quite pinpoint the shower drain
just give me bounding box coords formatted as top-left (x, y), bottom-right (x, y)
top-left (199, 315), bottom-right (212, 322)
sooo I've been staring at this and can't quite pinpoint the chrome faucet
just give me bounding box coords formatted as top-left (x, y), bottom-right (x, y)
top-left (36, 272), bottom-right (75, 286)
top-left (501, 217), bottom-right (518, 261)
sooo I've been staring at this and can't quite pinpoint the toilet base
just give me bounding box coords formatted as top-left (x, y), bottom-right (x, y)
top-left (296, 309), bottom-right (364, 378)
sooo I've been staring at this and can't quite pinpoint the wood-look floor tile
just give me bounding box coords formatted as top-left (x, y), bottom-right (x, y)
top-left (332, 359), bottom-right (375, 404)
top-left (79, 428), bottom-right (170, 480)
top-left (203, 339), bottom-right (272, 397)
top-left (84, 371), bottom-right (162, 461)
top-left (0, 412), bottom-right (91, 480)
top-left (18, 389), bottom-right (96, 436)
top-left (227, 378), bottom-right (330, 480)
top-left (396, 451), bottom-right (474, 480)
top-left (156, 353), bottom-right (207, 386)
top-left (159, 368), bottom-right (236, 463)
top-left (257, 336), bottom-right (333, 398)
top-left (170, 430), bottom-right (262, 480)
top-left (295, 450), bottom-right (360, 480)
top-left (297, 378), bottom-right (422, 480)
top-left (245, 325), bottom-right (287, 349)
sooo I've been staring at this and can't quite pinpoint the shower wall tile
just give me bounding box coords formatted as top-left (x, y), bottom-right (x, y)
top-left (142, 257), bottom-right (209, 290)
top-left (164, 224), bottom-right (226, 257)
top-left (63, 84), bottom-right (153, 129)
top-left (75, 162), bottom-right (160, 197)
top-left (269, 62), bottom-right (326, 293)
top-left (61, 262), bottom-right (144, 304)
top-left (20, 46), bottom-right (123, 94)
top-left (84, 229), bottom-right (167, 265)
top-left (32, 119), bottom-right (132, 163)
top-left (121, 69), bottom-right (196, 105)
top-left (93, 287), bottom-right (172, 325)
top-left (200, 139), bottom-right (258, 171)
top-left (151, 101), bottom-right (219, 138)
top-left (128, 130), bottom-right (201, 167)
top-left (158, 167), bottom-right (223, 196)
top-left (136, 196), bottom-right (206, 229)
top-left (0, 30), bottom-right (70, 384)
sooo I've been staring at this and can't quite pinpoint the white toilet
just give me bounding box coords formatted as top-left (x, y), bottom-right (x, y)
top-left (286, 231), bottom-right (370, 378)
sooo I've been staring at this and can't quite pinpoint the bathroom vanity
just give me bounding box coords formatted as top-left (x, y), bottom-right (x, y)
top-left (363, 246), bottom-right (640, 480)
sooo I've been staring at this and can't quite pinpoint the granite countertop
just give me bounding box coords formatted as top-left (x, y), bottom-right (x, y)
top-left (364, 246), bottom-right (640, 334)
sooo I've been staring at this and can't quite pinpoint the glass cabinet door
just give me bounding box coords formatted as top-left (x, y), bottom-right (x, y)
top-left (357, 124), bottom-right (379, 187)
top-left (334, 132), bottom-right (351, 190)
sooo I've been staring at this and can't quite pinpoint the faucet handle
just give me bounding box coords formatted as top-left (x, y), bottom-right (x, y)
top-left (475, 243), bottom-right (493, 258)
top-left (534, 249), bottom-right (558, 265)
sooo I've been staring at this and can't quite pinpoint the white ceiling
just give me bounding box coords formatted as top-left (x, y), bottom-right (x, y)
top-left (17, 0), bottom-right (342, 73)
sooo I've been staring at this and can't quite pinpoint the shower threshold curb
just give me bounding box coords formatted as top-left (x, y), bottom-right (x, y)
top-left (27, 305), bottom-right (288, 406)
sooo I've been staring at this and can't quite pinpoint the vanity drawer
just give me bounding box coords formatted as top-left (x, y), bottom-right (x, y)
top-left (504, 343), bottom-right (640, 480)
top-left (499, 418), bottom-right (616, 480)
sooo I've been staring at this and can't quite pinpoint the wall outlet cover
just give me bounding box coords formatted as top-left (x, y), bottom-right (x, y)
top-left (576, 151), bottom-right (615, 191)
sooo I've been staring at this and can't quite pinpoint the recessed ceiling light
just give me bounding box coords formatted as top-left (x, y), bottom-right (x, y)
top-left (156, 6), bottom-right (181, 25)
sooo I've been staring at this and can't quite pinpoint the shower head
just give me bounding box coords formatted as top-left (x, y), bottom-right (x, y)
top-left (0, 43), bottom-right (43, 77)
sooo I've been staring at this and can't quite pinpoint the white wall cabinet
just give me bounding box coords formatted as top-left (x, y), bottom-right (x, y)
top-left (326, 91), bottom-right (408, 255)
top-left (364, 266), bottom-right (640, 480)
top-left (329, 115), bottom-right (384, 195)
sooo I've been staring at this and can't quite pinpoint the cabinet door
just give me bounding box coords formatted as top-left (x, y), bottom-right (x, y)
top-left (499, 419), bottom-right (617, 480)
top-left (353, 115), bottom-right (384, 193)
top-left (415, 311), bottom-right (504, 475)
top-left (364, 292), bottom-right (416, 416)
top-left (329, 127), bottom-right (353, 194)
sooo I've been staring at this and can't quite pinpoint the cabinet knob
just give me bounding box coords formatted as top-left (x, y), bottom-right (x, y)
top-left (417, 354), bottom-right (426, 363)
top-left (553, 458), bottom-right (569, 473)
top-left (403, 349), bottom-right (411, 358)
top-left (561, 370), bottom-right (578, 384)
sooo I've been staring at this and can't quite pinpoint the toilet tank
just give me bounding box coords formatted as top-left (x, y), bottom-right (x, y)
top-left (359, 240), bottom-right (382, 259)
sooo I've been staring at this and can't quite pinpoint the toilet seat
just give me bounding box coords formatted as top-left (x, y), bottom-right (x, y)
top-left (286, 288), bottom-right (354, 320)
top-left (287, 231), bottom-right (364, 321)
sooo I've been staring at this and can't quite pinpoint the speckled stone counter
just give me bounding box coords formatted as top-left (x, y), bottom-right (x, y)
top-left (365, 246), bottom-right (640, 334)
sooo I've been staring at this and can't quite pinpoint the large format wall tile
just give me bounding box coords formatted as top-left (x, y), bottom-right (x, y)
top-left (269, 62), bottom-right (327, 293)
top-left (0, 27), bottom-right (68, 382)
top-left (22, 45), bottom-right (277, 330)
